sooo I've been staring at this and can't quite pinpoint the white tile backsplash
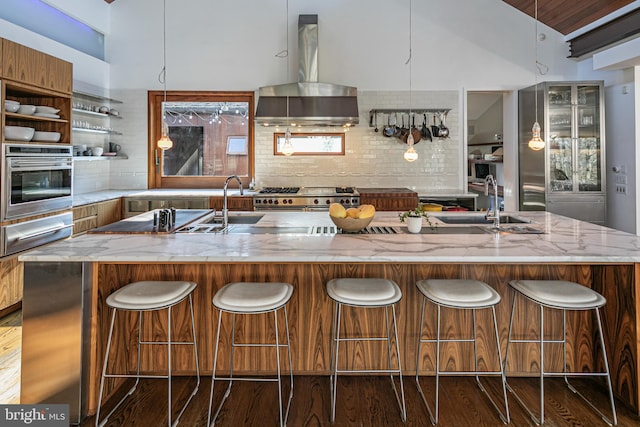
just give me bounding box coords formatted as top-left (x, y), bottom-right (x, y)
top-left (255, 90), bottom-right (461, 189)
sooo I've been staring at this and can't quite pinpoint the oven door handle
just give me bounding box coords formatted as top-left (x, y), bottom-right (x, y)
top-left (17, 224), bottom-right (74, 241)
top-left (10, 160), bottom-right (73, 168)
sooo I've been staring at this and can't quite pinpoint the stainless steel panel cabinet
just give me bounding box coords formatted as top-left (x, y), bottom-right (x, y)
top-left (518, 81), bottom-right (605, 224)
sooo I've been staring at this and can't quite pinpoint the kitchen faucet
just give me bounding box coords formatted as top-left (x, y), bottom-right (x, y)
top-left (223, 175), bottom-right (243, 229)
top-left (484, 174), bottom-right (500, 229)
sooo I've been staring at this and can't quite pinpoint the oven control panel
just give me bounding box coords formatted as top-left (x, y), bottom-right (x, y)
top-left (253, 196), bottom-right (360, 210)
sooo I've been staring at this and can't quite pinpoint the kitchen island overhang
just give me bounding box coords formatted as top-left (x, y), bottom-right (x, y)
top-left (18, 211), bottom-right (640, 419)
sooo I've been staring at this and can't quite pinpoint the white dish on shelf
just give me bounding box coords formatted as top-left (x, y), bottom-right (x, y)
top-left (32, 131), bottom-right (61, 142)
top-left (5, 126), bottom-right (35, 141)
top-left (34, 112), bottom-right (61, 119)
top-left (17, 105), bottom-right (36, 115)
top-left (5, 100), bottom-right (20, 112)
top-left (35, 106), bottom-right (60, 114)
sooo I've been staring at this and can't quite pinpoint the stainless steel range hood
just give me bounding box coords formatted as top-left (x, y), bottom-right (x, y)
top-left (255, 15), bottom-right (359, 127)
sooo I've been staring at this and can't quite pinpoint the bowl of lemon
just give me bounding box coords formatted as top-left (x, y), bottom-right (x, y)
top-left (329, 203), bottom-right (376, 233)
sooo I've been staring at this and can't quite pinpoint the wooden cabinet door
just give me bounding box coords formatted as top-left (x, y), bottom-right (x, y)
top-left (360, 196), bottom-right (418, 211)
top-left (0, 255), bottom-right (23, 311)
top-left (1, 38), bottom-right (72, 94)
top-left (96, 199), bottom-right (122, 227)
top-left (210, 196), bottom-right (253, 211)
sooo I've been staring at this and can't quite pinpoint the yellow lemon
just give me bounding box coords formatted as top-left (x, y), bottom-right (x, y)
top-left (357, 204), bottom-right (376, 219)
top-left (329, 203), bottom-right (347, 218)
top-left (345, 207), bottom-right (359, 218)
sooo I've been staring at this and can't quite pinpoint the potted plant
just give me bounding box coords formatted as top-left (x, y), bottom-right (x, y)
top-left (399, 204), bottom-right (435, 233)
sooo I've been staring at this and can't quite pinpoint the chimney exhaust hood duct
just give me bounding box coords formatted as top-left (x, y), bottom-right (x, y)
top-left (255, 15), bottom-right (359, 127)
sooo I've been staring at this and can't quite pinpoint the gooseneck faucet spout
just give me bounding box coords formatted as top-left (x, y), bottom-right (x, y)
top-left (484, 174), bottom-right (500, 229)
top-left (223, 175), bottom-right (243, 228)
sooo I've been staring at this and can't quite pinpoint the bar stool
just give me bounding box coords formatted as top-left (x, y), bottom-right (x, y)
top-left (504, 280), bottom-right (617, 425)
top-left (327, 278), bottom-right (406, 423)
top-left (208, 282), bottom-right (294, 427)
top-left (415, 279), bottom-right (510, 425)
top-left (96, 280), bottom-right (200, 427)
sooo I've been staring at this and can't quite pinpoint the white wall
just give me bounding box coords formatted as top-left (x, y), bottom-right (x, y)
top-left (107, 0), bottom-right (576, 91)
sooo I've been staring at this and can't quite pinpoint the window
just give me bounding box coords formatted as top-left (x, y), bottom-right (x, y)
top-left (273, 133), bottom-right (345, 155)
top-left (148, 91), bottom-right (254, 189)
top-left (0, 0), bottom-right (105, 60)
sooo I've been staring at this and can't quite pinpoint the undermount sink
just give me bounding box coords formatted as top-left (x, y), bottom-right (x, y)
top-left (415, 225), bottom-right (543, 234)
top-left (432, 215), bottom-right (530, 225)
top-left (206, 213), bottom-right (264, 225)
top-left (226, 226), bottom-right (311, 234)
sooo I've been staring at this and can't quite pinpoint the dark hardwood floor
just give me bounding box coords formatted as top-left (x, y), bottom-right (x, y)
top-left (83, 376), bottom-right (640, 426)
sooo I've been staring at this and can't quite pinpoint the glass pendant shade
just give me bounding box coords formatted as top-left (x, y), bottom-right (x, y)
top-left (282, 127), bottom-right (294, 156)
top-left (157, 122), bottom-right (173, 150)
top-left (404, 134), bottom-right (418, 162)
top-left (528, 121), bottom-right (545, 151)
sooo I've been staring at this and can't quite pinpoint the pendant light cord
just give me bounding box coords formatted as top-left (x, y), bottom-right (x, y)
top-left (534, 0), bottom-right (538, 123)
top-left (406, 0), bottom-right (412, 117)
top-left (158, 0), bottom-right (167, 102)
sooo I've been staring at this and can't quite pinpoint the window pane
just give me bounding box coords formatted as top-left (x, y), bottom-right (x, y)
top-left (0, 0), bottom-right (105, 60)
top-left (273, 133), bottom-right (345, 155)
top-left (162, 102), bottom-right (249, 177)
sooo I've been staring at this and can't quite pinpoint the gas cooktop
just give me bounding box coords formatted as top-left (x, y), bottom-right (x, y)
top-left (258, 186), bottom-right (357, 196)
top-left (258, 187), bottom-right (300, 194)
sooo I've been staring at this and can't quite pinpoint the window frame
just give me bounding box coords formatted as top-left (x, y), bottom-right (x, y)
top-left (148, 90), bottom-right (254, 189)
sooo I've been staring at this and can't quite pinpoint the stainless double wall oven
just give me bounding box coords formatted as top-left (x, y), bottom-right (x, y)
top-left (0, 144), bottom-right (73, 256)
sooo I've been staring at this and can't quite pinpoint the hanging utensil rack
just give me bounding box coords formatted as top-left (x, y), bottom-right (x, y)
top-left (368, 108), bottom-right (451, 127)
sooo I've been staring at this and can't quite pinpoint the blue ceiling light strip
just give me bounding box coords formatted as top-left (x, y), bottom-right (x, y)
top-left (0, 0), bottom-right (105, 60)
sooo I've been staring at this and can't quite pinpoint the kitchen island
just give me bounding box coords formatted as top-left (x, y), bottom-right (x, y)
top-left (18, 211), bottom-right (640, 419)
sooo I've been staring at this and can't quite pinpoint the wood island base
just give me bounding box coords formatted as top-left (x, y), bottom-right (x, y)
top-left (80, 261), bottom-right (638, 417)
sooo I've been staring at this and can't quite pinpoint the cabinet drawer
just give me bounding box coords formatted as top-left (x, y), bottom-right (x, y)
top-left (73, 215), bottom-right (98, 235)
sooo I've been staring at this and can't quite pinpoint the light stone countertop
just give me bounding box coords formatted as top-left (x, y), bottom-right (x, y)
top-left (18, 211), bottom-right (640, 263)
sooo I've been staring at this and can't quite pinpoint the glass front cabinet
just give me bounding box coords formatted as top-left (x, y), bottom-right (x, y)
top-left (518, 81), bottom-right (605, 224)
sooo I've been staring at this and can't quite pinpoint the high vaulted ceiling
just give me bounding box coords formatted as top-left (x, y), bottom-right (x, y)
top-left (502, 0), bottom-right (635, 35)
top-left (103, 0), bottom-right (635, 37)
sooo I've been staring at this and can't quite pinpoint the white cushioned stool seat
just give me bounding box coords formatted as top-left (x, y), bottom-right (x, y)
top-left (106, 280), bottom-right (197, 310)
top-left (326, 278), bottom-right (402, 306)
top-left (509, 280), bottom-right (606, 309)
top-left (213, 282), bottom-right (294, 313)
top-left (417, 279), bottom-right (501, 308)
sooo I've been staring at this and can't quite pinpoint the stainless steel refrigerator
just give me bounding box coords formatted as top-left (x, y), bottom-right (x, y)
top-left (518, 81), bottom-right (606, 224)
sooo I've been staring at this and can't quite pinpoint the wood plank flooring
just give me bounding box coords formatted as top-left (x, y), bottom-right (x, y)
top-left (82, 376), bottom-right (640, 426)
top-left (0, 310), bottom-right (21, 404)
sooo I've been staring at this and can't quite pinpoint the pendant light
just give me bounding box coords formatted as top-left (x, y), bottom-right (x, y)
top-left (157, 0), bottom-right (173, 151)
top-left (403, 0), bottom-right (418, 162)
top-left (281, 96), bottom-right (295, 156)
top-left (528, 0), bottom-right (545, 151)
